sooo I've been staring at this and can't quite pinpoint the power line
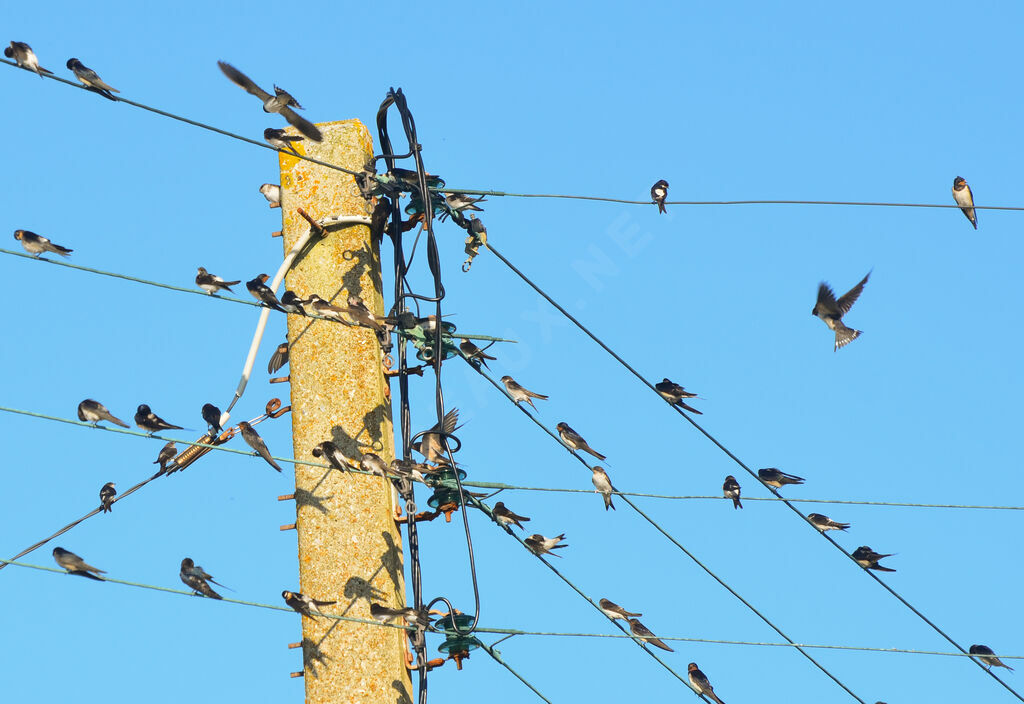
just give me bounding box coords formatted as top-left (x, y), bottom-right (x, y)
top-left (483, 239), bottom-right (1024, 703)
top-left (467, 363), bottom-right (867, 703)
top-left (478, 640), bottom-right (555, 704)
top-left (8, 558), bottom-right (1019, 663)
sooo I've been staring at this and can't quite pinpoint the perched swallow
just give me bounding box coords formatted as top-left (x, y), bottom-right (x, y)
top-left (259, 183), bottom-right (281, 206)
top-left (218, 62), bottom-right (322, 141)
top-left (195, 266), bottom-right (240, 294)
top-left (346, 295), bottom-right (385, 331)
top-left (311, 441), bottom-right (351, 472)
top-left (135, 404), bottom-right (183, 433)
top-left (13, 229), bottom-right (72, 257)
top-left (389, 458), bottom-right (437, 484)
top-left (445, 192), bottom-right (487, 213)
top-left (970, 644), bottom-right (1014, 672)
top-left (812, 271), bottom-right (870, 351)
top-left (414, 408), bottom-right (461, 464)
top-left (500, 376), bottom-right (548, 410)
top-left (651, 179), bottom-right (669, 214)
top-left (808, 513), bottom-right (849, 532)
top-left (556, 422), bottom-right (607, 461)
top-left (359, 452), bottom-right (388, 477)
top-left (5, 41), bottom-right (52, 77)
top-left (952, 176), bottom-right (977, 229)
top-left (77, 399), bottom-right (129, 428)
top-left (459, 339), bottom-right (496, 369)
top-left (492, 501), bottom-right (530, 530)
top-left (279, 290), bottom-right (307, 316)
top-left (627, 618), bottom-right (673, 652)
top-left (179, 557), bottom-right (223, 599)
top-left (268, 342), bottom-right (289, 374)
top-left (238, 421), bottom-right (282, 472)
top-left (525, 533), bottom-right (567, 557)
top-left (66, 58), bottom-right (118, 100)
top-left (369, 602), bottom-right (432, 628)
top-left (305, 294), bottom-right (352, 323)
top-left (99, 482), bottom-right (116, 513)
top-left (264, 127), bottom-right (303, 155)
top-left (758, 467), bottom-right (805, 488)
top-left (201, 403), bottom-right (224, 435)
top-left (591, 466), bottom-right (615, 511)
top-left (723, 475), bottom-right (742, 509)
top-left (246, 273), bottom-right (283, 311)
top-left (53, 547), bottom-right (105, 581)
top-left (654, 378), bottom-right (702, 414)
top-left (282, 590), bottom-right (336, 620)
top-left (688, 663), bottom-right (725, 704)
top-left (852, 545), bottom-right (896, 572)
top-left (598, 598), bottom-right (641, 620)
top-left (154, 441), bottom-right (178, 473)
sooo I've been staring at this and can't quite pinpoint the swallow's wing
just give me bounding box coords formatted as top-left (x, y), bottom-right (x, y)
top-left (279, 106), bottom-right (323, 142)
top-left (836, 272), bottom-right (870, 315)
top-left (816, 282), bottom-right (841, 316)
top-left (268, 343), bottom-right (289, 374)
top-left (218, 61), bottom-right (272, 102)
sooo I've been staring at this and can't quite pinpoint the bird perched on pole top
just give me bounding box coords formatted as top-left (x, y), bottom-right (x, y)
top-left (812, 271), bottom-right (870, 351)
top-left (218, 61), bottom-right (322, 142)
top-left (650, 180), bottom-right (669, 214)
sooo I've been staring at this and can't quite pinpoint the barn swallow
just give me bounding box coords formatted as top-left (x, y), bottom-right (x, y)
top-left (13, 229), bottom-right (72, 257)
top-left (812, 271), bottom-right (870, 351)
top-left (414, 408), bottom-right (461, 464)
top-left (492, 501), bottom-right (530, 530)
top-left (970, 644), bottom-right (1014, 671)
top-left (268, 342), bottom-right (289, 374)
top-left (53, 547), bottom-right (105, 581)
top-left (179, 557), bottom-right (223, 599)
top-left (279, 290), bottom-right (307, 316)
top-left (445, 193), bottom-right (487, 213)
top-left (627, 618), bottom-right (673, 652)
top-left (346, 295), bottom-right (385, 331)
top-left (369, 603), bottom-right (432, 628)
top-left (598, 598), bottom-right (642, 620)
top-left (500, 376), bottom-right (548, 410)
top-left (77, 399), bottom-right (129, 428)
top-left (238, 421), bottom-right (282, 472)
top-left (135, 404), bottom-right (183, 434)
top-left (217, 62), bottom-right (322, 141)
top-left (525, 533), bottom-right (567, 557)
top-left (264, 127), bottom-right (303, 155)
top-left (66, 58), bottom-right (118, 100)
top-left (651, 180), bottom-right (669, 214)
top-left (311, 441), bottom-right (352, 472)
top-left (459, 339), bottom-right (496, 369)
top-left (758, 468), bottom-right (804, 488)
top-left (195, 267), bottom-right (240, 294)
top-left (952, 177), bottom-right (977, 229)
top-left (305, 294), bottom-right (352, 324)
top-left (246, 274), bottom-right (283, 311)
top-left (201, 403), bottom-right (224, 435)
top-left (654, 378), bottom-right (702, 414)
top-left (5, 41), bottom-right (52, 77)
top-left (688, 663), bottom-right (725, 704)
top-left (723, 475), bottom-right (742, 509)
top-left (556, 422), bottom-right (607, 460)
top-left (282, 590), bottom-right (336, 620)
top-left (852, 546), bottom-right (896, 572)
top-left (359, 452), bottom-right (388, 477)
top-left (591, 466), bottom-right (615, 510)
top-left (808, 513), bottom-right (849, 532)
top-left (259, 183), bottom-right (281, 206)
top-left (154, 441), bottom-right (178, 473)
top-left (99, 482), bottom-right (116, 513)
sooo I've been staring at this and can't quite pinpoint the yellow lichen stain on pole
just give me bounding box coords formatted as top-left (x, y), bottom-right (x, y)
top-left (278, 120), bottom-right (410, 703)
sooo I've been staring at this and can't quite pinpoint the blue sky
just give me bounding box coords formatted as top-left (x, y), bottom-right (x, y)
top-left (2, 2), bottom-right (1022, 702)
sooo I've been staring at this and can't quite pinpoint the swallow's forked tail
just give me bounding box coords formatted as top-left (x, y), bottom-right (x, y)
top-left (834, 325), bottom-right (862, 352)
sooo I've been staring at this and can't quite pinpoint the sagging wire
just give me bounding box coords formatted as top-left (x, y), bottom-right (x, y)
top-left (482, 240), bottom-right (1024, 703)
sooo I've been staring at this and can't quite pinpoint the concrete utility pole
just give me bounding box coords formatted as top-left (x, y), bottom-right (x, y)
top-left (278, 120), bottom-right (412, 703)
